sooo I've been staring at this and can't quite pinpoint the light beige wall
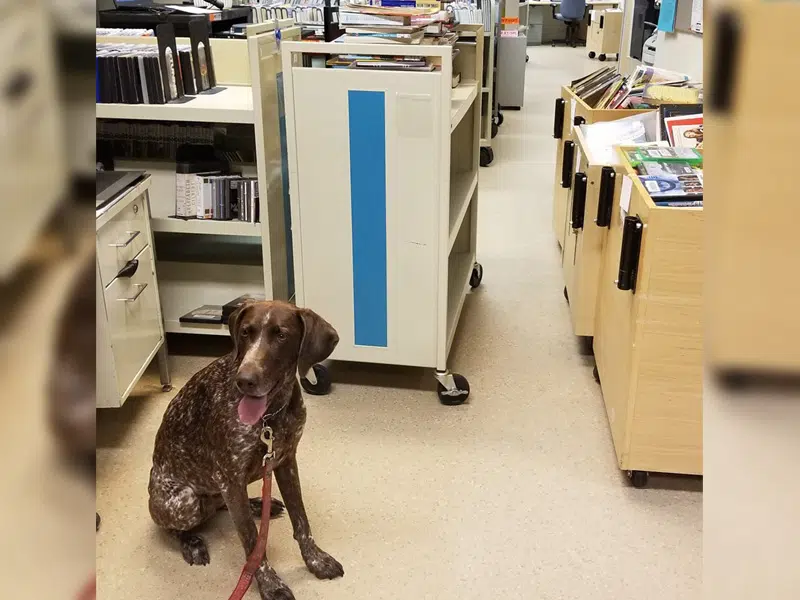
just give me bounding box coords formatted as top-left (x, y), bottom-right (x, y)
top-left (653, 0), bottom-right (703, 79)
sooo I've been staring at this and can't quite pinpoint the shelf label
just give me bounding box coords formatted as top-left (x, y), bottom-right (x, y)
top-left (500, 30), bottom-right (518, 37)
top-left (501, 17), bottom-right (520, 24)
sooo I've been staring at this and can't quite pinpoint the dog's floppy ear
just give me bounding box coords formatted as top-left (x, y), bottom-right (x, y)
top-left (296, 308), bottom-right (339, 377)
top-left (228, 299), bottom-right (257, 354)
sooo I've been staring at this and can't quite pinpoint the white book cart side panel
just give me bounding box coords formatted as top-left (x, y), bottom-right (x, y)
top-left (290, 68), bottom-right (441, 368)
top-left (248, 23), bottom-right (302, 302)
top-left (282, 32), bottom-right (484, 404)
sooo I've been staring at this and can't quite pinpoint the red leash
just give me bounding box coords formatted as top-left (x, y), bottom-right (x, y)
top-left (228, 429), bottom-right (275, 600)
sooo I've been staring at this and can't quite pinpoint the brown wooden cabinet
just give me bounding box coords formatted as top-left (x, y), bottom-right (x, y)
top-left (562, 127), bottom-right (626, 337)
top-left (593, 149), bottom-right (703, 477)
top-left (552, 86), bottom-right (650, 249)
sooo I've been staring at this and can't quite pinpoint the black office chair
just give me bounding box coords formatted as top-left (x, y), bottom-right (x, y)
top-left (551, 0), bottom-right (587, 47)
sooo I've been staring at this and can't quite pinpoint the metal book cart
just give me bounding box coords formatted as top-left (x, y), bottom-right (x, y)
top-left (281, 27), bottom-right (485, 404)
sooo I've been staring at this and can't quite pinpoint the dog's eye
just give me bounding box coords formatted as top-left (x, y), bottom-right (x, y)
top-left (242, 326), bottom-right (254, 338)
top-left (275, 328), bottom-right (287, 341)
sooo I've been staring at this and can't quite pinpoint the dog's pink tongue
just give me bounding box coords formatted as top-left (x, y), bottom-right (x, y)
top-left (237, 395), bottom-right (268, 425)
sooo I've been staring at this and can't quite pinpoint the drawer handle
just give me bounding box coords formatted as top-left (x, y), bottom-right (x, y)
top-left (553, 98), bottom-right (565, 139)
top-left (709, 10), bottom-right (740, 114)
top-left (571, 172), bottom-right (588, 230)
top-left (117, 258), bottom-right (139, 278)
top-left (595, 166), bottom-right (616, 227)
top-left (561, 141), bottom-right (575, 188)
top-left (616, 216), bottom-right (643, 293)
top-left (109, 230), bottom-right (141, 248)
top-left (117, 283), bottom-right (148, 303)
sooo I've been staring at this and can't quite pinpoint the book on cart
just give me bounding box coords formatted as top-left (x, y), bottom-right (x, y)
top-left (179, 305), bottom-right (224, 324)
top-left (222, 294), bottom-right (267, 324)
top-left (625, 146), bottom-right (702, 166)
top-left (569, 65), bottom-right (700, 110)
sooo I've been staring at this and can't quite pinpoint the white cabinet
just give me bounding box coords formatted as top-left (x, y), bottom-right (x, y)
top-left (96, 177), bottom-right (170, 408)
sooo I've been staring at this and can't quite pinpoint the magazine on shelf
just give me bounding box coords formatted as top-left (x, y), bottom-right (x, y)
top-left (663, 114), bottom-right (703, 148)
top-left (639, 174), bottom-right (703, 199)
top-left (658, 104), bottom-right (703, 140)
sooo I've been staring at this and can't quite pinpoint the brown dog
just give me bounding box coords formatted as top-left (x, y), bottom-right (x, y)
top-left (148, 300), bottom-right (343, 600)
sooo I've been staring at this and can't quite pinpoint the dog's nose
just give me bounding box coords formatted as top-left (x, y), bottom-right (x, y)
top-left (235, 369), bottom-right (260, 395)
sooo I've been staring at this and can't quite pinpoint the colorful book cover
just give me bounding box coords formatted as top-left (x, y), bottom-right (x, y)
top-left (664, 114), bottom-right (703, 149)
top-left (639, 174), bottom-right (703, 198)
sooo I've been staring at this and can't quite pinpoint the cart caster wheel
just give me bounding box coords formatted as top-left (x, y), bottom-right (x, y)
top-left (437, 374), bottom-right (470, 405)
top-left (469, 263), bottom-right (483, 289)
top-left (300, 364), bottom-right (331, 395)
top-left (161, 384), bottom-right (173, 392)
top-left (599, 54), bottom-right (607, 62)
top-left (628, 470), bottom-right (649, 488)
top-left (479, 147), bottom-right (494, 167)
top-left (592, 365), bottom-right (600, 384)
top-left (563, 286), bottom-right (569, 303)
top-left (588, 51), bottom-right (596, 58)
top-left (497, 112), bottom-right (504, 126)
top-left (491, 121), bottom-right (499, 139)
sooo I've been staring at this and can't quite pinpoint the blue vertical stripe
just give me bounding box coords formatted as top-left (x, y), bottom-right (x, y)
top-left (348, 90), bottom-right (388, 347)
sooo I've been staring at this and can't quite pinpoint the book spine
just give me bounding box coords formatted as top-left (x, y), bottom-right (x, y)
top-left (200, 178), bottom-right (214, 219)
top-left (654, 200), bottom-right (703, 207)
top-left (190, 175), bottom-right (200, 218)
top-left (176, 172), bottom-right (189, 216)
top-left (251, 180), bottom-right (260, 224)
top-left (239, 181), bottom-right (249, 222)
top-left (339, 12), bottom-right (408, 25)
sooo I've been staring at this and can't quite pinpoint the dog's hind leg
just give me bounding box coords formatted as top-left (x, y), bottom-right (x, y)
top-left (248, 497), bottom-right (285, 518)
top-left (170, 529), bottom-right (211, 566)
top-left (149, 474), bottom-right (222, 566)
top-left (217, 497), bottom-right (285, 518)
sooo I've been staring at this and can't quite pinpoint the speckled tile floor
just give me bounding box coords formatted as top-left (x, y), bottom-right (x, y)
top-left (96, 46), bottom-right (702, 600)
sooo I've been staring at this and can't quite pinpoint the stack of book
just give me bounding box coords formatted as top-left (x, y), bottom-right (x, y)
top-left (97, 44), bottom-right (173, 104)
top-left (96, 24), bottom-right (216, 104)
top-left (326, 54), bottom-right (435, 71)
top-left (570, 66), bottom-right (701, 110)
top-left (626, 147), bottom-right (703, 207)
top-left (174, 172), bottom-right (260, 222)
top-left (337, 2), bottom-right (447, 45)
top-left (180, 293), bottom-right (266, 325)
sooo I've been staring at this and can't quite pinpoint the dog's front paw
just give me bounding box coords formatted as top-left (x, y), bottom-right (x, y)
top-left (263, 589), bottom-right (295, 600)
top-left (303, 547), bottom-right (344, 580)
top-left (258, 577), bottom-right (295, 600)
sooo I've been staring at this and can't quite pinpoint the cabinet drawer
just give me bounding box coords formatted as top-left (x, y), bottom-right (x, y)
top-left (104, 245), bottom-right (163, 399)
top-left (97, 193), bottom-right (149, 288)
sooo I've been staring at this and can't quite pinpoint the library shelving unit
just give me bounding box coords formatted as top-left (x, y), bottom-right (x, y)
top-left (475, 0), bottom-right (498, 166)
top-left (593, 147), bottom-right (703, 488)
top-left (281, 25), bottom-right (485, 404)
top-left (95, 21), bottom-right (299, 337)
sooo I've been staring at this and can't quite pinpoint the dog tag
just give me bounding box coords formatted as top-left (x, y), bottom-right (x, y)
top-left (260, 425), bottom-right (275, 465)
